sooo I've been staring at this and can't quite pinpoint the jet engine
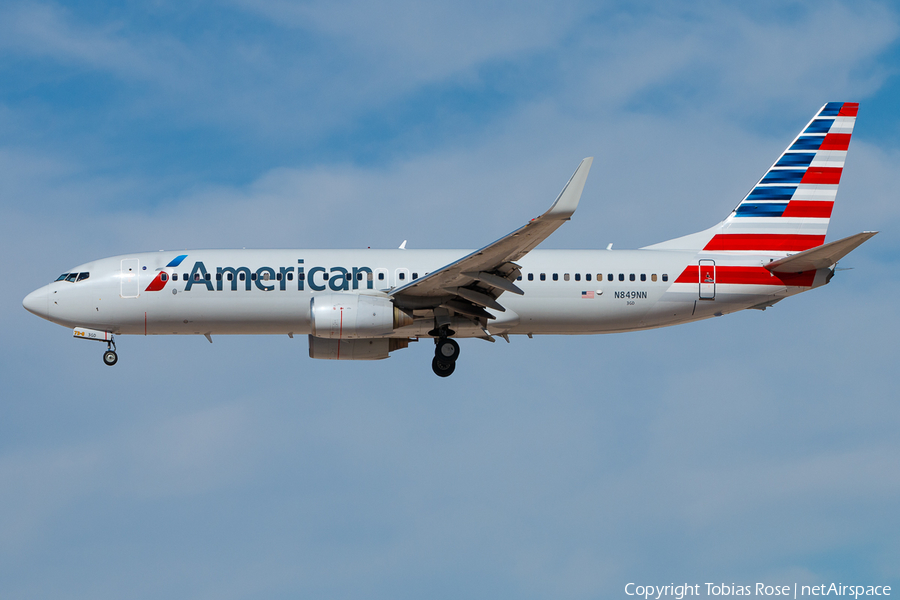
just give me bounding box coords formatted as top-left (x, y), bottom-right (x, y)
top-left (308, 336), bottom-right (410, 360)
top-left (310, 293), bottom-right (413, 339)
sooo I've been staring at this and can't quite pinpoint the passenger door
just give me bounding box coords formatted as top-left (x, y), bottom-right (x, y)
top-left (120, 258), bottom-right (140, 298)
top-left (699, 259), bottom-right (715, 300)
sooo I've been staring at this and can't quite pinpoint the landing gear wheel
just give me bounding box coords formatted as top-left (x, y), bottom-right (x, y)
top-left (435, 337), bottom-right (460, 362)
top-left (103, 350), bottom-right (118, 366)
top-left (432, 357), bottom-right (456, 377)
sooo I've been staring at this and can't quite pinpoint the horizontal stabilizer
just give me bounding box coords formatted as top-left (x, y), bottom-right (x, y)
top-left (765, 231), bottom-right (877, 273)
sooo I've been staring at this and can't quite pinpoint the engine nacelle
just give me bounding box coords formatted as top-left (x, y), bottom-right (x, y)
top-left (310, 293), bottom-right (413, 339)
top-left (308, 336), bottom-right (409, 360)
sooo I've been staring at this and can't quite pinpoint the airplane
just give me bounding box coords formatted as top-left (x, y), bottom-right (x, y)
top-left (23, 102), bottom-right (877, 377)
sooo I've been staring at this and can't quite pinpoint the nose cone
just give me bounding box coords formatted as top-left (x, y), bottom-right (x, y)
top-left (23, 285), bottom-right (50, 319)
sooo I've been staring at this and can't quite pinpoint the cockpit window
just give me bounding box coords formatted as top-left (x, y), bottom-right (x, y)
top-left (56, 274), bottom-right (69, 281)
top-left (76, 272), bottom-right (90, 282)
top-left (65, 273), bottom-right (78, 282)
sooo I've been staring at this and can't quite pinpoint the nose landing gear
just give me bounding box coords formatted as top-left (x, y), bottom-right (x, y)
top-left (72, 327), bottom-right (118, 366)
top-left (103, 349), bottom-right (118, 366)
top-left (103, 341), bottom-right (118, 366)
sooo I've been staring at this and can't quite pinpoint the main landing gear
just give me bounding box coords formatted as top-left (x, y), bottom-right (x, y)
top-left (431, 333), bottom-right (460, 378)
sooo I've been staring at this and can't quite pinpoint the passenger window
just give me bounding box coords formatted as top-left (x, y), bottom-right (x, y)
top-left (323, 272), bottom-right (329, 280)
top-left (276, 273), bottom-right (282, 281)
top-left (640, 274), bottom-right (646, 282)
top-left (56, 274), bottom-right (68, 281)
top-left (357, 273), bottom-right (363, 280)
top-left (607, 274), bottom-right (613, 282)
top-left (205, 273), bottom-right (211, 281)
top-left (564, 273), bottom-right (570, 281)
top-left (251, 273), bottom-right (258, 281)
top-left (227, 273), bottom-right (233, 281)
top-left (662, 274), bottom-right (669, 282)
top-left (412, 272), bottom-right (418, 279)
top-left (77, 272), bottom-right (90, 281)
top-left (161, 273), bottom-right (169, 282)
top-left (619, 274), bottom-right (625, 281)
top-left (183, 273), bottom-right (188, 280)
top-left (173, 273), bottom-right (179, 281)
top-left (399, 272), bottom-right (406, 280)
top-left (378, 273), bottom-right (385, 280)
top-left (629, 274), bottom-right (635, 281)
top-left (239, 273), bottom-right (245, 281)
top-left (298, 273), bottom-right (305, 281)
top-left (367, 272), bottom-right (374, 281)
top-left (288, 273), bottom-right (293, 281)
top-left (517, 275), bottom-right (523, 281)
top-left (574, 273), bottom-right (581, 281)
top-left (528, 273), bottom-right (534, 281)
top-left (552, 273), bottom-right (558, 281)
top-left (540, 273), bottom-right (546, 281)
top-left (215, 273), bottom-right (221, 281)
top-left (586, 274), bottom-right (592, 281)
top-left (651, 274), bottom-right (657, 282)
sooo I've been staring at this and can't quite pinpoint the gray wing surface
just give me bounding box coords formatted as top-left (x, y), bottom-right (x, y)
top-left (390, 157), bottom-right (593, 318)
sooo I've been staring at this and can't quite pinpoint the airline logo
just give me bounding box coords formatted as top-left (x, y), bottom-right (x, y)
top-left (144, 254), bottom-right (187, 291)
top-left (145, 257), bottom-right (379, 293)
top-left (705, 101), bottom-right (857, 253)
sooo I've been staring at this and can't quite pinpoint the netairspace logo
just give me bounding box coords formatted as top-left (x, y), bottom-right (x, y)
top-left (624, 582), bottom-right (892, 599)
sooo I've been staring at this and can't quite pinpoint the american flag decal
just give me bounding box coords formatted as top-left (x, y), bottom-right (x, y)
top-left (582, 291), bottom-right (594, 299)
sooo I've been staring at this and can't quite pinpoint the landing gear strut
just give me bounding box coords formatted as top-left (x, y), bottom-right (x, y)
top-left (431, 329), bottom-right (459, 378)
top-left (73, 328), bottom-right (119, 366)
top-left (102, 337), bottom-right (118, 366)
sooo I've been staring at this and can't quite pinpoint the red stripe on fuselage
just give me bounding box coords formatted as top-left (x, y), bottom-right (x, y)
top-left (781, 200), bottom-right (834, 219)
top-left (704, 234), bottom-right (825, 252)
top-left (801, 167), bottom-right (842, 185)
top-left (675, 265), bottom-right (816, 287)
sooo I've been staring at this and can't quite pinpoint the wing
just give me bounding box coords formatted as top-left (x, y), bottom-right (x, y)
top-left (390, 157), bottom-right (593, 319)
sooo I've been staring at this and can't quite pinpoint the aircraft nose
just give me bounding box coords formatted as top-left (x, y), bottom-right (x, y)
top-left (23, 285), bottom-right (50, 318)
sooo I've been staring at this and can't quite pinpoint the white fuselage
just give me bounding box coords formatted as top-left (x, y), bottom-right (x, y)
top-left (24, 248), bottom-right (829, 339)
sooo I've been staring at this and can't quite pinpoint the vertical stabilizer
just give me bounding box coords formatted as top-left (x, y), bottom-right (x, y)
top-left (645, 102), bottom-right (858, 252)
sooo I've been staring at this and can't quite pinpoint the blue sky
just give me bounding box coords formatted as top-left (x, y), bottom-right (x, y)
top-left (2, 1), bottom-right (899, 598)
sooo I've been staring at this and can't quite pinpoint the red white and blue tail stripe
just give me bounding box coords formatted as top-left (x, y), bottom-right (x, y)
top-left (645, 103), bottom-right (857, 254)
top-left (707, 102), bottom-right (857, 253)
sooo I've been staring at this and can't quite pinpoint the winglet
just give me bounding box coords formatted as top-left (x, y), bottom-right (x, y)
top-left (545, 157), bottom-right (593, 220)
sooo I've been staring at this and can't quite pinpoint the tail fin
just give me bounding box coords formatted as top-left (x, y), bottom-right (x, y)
top-left (645, 102), bottom-right (858, 252)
